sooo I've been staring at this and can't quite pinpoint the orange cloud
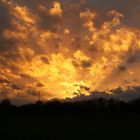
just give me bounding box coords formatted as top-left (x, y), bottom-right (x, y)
top-left (49, 2), bottom-right (62, 17)
top-left (1, 0), bottom-right (140, 104)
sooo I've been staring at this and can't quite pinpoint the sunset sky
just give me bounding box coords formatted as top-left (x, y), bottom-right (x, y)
top-left (1, 0), bottom-right (140, 104)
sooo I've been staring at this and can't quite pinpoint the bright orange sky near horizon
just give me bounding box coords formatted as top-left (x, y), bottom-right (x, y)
top-left (1, 0), bottom-right (140, 104)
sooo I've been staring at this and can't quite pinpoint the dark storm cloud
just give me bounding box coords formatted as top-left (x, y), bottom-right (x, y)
top-left (19, 73), bottom-right (33, 79)
top-left (7, 0), bottom-right (140, 30)
top-left (0, 78), bottom-right (11, 84)
top-left (37, 12), bottom-right (62, 32)
top-left (0, 38), bottom-right (19, 52)
top-left (127, 56), bottom-right (138, 64)
top-left (118, 65), bottom-right (127, 72)
top-left (0, 77), bottom-right (21, 90)
top-left (80, 85), bottom-right (90, 91)
top-left (9, 83), bottom-right (21, 90)
top-left (81, 0), bottom-right (140, 28)
top-left (14, 0), bottom-right (62, 32)
top-left (13, 0), bottom-right (52, 10)
top-left (64, 0), bottom-right (140, 29)
top-left (0, 1), bottom-right (30, 54)
top-left (72, 56), bottom-right (92, 69)
top-left (110, 87), bottom-right (124, 95)
top-left (11, 0), bottom-right (140, 30)
top-left (0, 1), bottom-right (16, 52)
top-left (71, 37), bottom-right (82, 49)
top-left (81, 60), bottom-right (92, 68)
top-left (40, 56), bottom-right (49, 64)
top-left (26, 89), bottom-right (39, 97)
top-left (0, 53), bottom-right (22, 70)
top-left (0, 1), bottom-right (12, 32)
top-left (127, 51), bottom-right (140, 64)
top-left (34, 82), bottom-right (44, 88)
top-left (112, 86), bottom-right (140, 101)
top-left (69, 86), bottom-right (140, 102)
top-left (19, 73), bottom-right (39, 84)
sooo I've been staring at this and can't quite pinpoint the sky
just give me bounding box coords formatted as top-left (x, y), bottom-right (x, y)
top-left (1, 0), bottom-right (140, 104)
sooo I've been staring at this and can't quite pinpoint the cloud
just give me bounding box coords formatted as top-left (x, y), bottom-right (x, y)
top-left (26, 89), bottom-right (39, 97)
top-left (9, 83), bottom-right (21, 90)
top-left (126, 51), bottom-right (140, 64)
top-left (118, 65), bottom-right (127, 72)
top-left (1, 0), bottom-right (140, 104)
top-left (0, 1), bottom-right (17, 52)
top-left (0, 1), bottom-right (12, 32)
top-left (68, 86), bottom-right (140, 102)
top-left (81, 60), bottom-right (92, 69)
top-left (34, 82), bottom-right (45, 88)
top-left (40, 56), bottom-right (50, 64)
top-left (36, 9), bottom-right (62, 32)
top-left (49, 2), bottom-right (62, 17)
top-left (0, 77), bottom-right (11, 85)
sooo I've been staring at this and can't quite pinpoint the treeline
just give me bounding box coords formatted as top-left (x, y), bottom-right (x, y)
top-left (1, 98), bottom-right (140, 115)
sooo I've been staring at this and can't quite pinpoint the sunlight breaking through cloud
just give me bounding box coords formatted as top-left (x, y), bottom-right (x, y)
top-left (1, 0), bottom-right (140, 103)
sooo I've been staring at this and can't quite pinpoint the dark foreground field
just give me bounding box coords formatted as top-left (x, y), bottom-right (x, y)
top-left (0, 113), bottom-right (140, 140)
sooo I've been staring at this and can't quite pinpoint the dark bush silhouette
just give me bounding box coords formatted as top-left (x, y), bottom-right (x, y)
top-left (0, 97), bottom-right (140, 115)
top-left (0, 99), bottom-right (16, 115)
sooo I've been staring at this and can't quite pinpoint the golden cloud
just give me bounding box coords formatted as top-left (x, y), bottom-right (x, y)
top-left (1, 0), bottom-right (140, 103)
